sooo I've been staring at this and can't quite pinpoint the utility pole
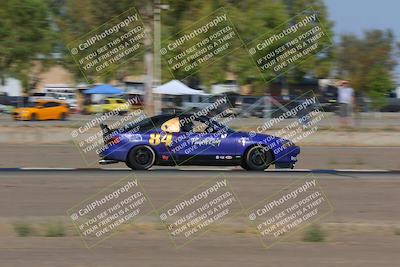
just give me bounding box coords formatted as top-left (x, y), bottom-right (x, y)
top-left (153, 0), bottom-right (161, 115)
top-left (144, 2), bottom-right (154, 116)
top-left (144, 0), bottom-right (168, 116)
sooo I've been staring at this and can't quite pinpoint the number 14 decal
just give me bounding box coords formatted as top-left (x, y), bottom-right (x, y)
top-left (149, 133), bottom-right (172, 146)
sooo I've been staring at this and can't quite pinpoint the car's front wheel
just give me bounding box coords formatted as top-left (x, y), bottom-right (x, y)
top-left (242, 145), bottom-right (273, 171)
top-left (60, 113), bottom-right (66, 120)
top-left (125, 145), bottom-right (155, 170)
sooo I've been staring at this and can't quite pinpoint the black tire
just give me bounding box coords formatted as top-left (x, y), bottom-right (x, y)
top-left (31, 113), bottom-right (37, 121)
top-left (60, 113), bottom-right (66, 121)
top-left (125, 145), bottom-right (155, 170)
top-left (240, 161), bottom-right (250, 170)
top-left (242, 145), bottom-right (273, 171)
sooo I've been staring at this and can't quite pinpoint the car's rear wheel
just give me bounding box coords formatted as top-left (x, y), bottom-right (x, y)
top-left (125, 145), bottom-right (155, 170)
top-left (31, 113), bottom-right (37, 121)
top-left (242, 145), bottom-right (273, 171)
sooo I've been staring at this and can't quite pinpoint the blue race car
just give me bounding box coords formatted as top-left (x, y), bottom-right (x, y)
top-left (98, 114), bottom-right (300, 171)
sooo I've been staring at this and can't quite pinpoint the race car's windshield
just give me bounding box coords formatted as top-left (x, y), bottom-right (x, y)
top-left (119, 115), bottom-right (170, 133)
top-left (120, 117), bottom-right (156, 133)
top-left (206, 117), bottom-right (235, 134)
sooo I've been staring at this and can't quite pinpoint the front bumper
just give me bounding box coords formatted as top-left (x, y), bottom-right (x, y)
top-left (274, 145), bottom-right (300, 168)
top-left (275, 162), bottom-right (296, 169)
top-left (98, 159), bottom-right (119, 165)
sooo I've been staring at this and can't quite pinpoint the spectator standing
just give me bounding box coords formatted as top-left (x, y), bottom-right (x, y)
top-left (337, 80), bottom-right (354, 127)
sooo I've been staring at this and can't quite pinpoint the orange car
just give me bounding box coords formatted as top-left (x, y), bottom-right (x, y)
top-left (12, 100), bottom-right (69, 121)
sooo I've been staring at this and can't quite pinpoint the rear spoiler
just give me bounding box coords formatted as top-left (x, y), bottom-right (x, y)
top-left (100, 123), bottom-right (111, 143)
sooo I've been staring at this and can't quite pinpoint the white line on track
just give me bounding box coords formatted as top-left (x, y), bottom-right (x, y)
top-left (6, 167), bottom-right (397, 173)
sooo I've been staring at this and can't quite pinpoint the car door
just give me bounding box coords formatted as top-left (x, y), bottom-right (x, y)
top-left (91, 99), bottom-right (103, 113)
top-left (40, 101), bottom-right (53, 120)
top-left (154, 117), bottom-right (180, 164)
top-left (44, 101), bottom-right (60, 119)
top-left (103, 99), bottom-right (112, 112)
top-left (150, 116), bottom-right (203, 164)
top-left (169, 116), bottom-right (235, 164)
top-left (116, 99), bottom-right (128, 112)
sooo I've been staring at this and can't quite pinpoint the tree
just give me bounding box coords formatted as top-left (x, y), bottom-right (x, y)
top-left (0, 0), bottom-right (53, 92)
top-left (49, 0), bottom-right (151, 83)
top-left (228, 0), bottom-right (289, 94)
top-left (162, 0), bottom-right (333, 93)
top-left (161, 0), bottom-right (289, 93)
top-left (282, 0), bottom-right (334, 82)
top-left (50, 0), bottom-right (334, 93)
top-left (336, 29), bottom-right (397, 108)
top-left (365, 65), bottom-right (393, 110)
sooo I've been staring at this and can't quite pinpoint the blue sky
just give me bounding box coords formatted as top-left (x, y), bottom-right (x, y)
top-left (324, 0), bottom-right (400, 79)
top-left (324, 0), bottom-right (400, 39)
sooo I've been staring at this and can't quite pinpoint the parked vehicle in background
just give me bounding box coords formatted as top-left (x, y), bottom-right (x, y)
top-left (181, 94), bottom-right (213, 112)
top-left (210, 80), bottom-right (240, 95)
top-left (235, 96), bottom-right (264, 118)
top-left (28, 86), bottom-right (79, 113)
top-left (0, 104), bottom-right (10, 113)
top-left (29, 92), bottom-right (55, 102)
top-left (122, 94), bottom-right (144, 110)
top-left (319, 85), bottom-right (339, 112)
top-left (12, 100), bottom-right (69, 121)
top-left (161, 95), bottom-right (182, 114)
top-left (0, 96), bottom-right (30, 113)
top-left (44, 85), bottom-right (78, 112)
top-left (43, 84), bottom-right (77, 104)
top-left (0, 94), bottom-right (16, 113)
top-left (85, 97), bottom-right (129, 114)
top-left (234, 94), bottom-right (320, 119)
top-left (381, 91), bottom-right (400, 112)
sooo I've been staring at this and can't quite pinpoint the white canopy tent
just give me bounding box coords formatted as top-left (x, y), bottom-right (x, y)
top-left (153, 80), bottom-right (208, 95)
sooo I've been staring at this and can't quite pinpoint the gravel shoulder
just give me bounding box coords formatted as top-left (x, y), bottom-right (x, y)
top-left (0, 172), bottom-right (399, 267)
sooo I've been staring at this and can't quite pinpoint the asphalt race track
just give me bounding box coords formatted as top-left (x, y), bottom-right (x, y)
top-left (0, 170), bottom-right (399, 267)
